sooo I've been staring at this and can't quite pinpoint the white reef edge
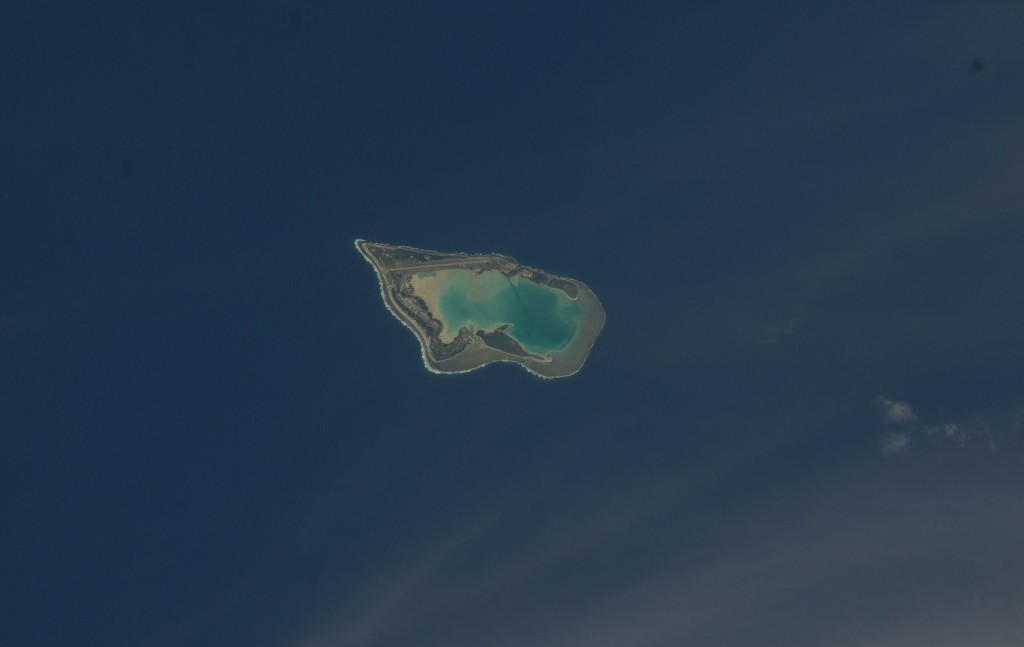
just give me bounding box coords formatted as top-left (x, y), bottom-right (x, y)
top-left (354, 238), bottom-right (601, 380)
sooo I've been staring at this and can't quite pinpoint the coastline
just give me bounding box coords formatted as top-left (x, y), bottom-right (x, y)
top-left (354, 238), bottom-right (605, 379)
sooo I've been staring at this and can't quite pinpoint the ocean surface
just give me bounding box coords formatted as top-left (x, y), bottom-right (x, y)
top-left (3, 2), bottom-right (1024, 646)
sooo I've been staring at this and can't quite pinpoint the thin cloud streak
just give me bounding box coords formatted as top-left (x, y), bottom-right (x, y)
top-left (295, 467), bottom-right (1024, 647)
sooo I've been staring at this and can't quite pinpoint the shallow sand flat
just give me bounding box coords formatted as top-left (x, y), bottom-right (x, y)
top-left (409, 269), bottom-right (512, 343)
top-left (411, 269), bottom-right (582, 352)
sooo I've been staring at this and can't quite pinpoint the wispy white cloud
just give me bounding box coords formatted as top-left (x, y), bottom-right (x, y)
top-left (882, 432), bottom-right (911, 456)
top-left (926, 422), bottom-right (965, 442)
top-left (876, 397), bottom-right (918, 424)
top-left (873, 396), bottom-right (1020, 457)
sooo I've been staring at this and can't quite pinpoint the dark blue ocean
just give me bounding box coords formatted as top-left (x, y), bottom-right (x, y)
top-left (4, 2), bottom-right (1024, 646)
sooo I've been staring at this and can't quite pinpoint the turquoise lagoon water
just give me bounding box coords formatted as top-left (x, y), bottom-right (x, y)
top-left (438, 270), bottom-right (583, 354)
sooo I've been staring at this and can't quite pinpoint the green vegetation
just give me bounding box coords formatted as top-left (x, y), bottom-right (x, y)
top-left (476, 329), bottom-right (533, 357)
top-left (547, 277), bottom-right (579, 299)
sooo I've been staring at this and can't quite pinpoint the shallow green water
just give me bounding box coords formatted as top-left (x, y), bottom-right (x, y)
top-left (437, 270), bottom-right (582, 353)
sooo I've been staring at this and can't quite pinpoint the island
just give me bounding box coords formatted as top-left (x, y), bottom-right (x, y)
top-left (355, 239), bottom-right (606, 378)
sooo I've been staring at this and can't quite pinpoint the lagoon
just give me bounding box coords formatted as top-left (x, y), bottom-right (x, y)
top-left (413, 269), bottom-right (583, 354)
